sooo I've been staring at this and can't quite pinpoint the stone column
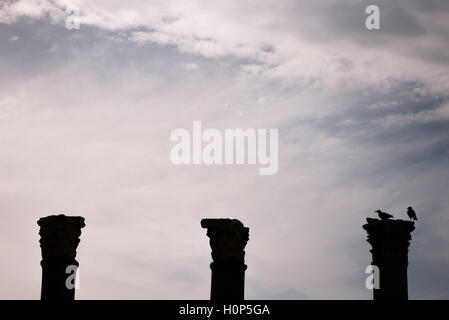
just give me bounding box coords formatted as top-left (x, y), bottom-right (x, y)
top-left (201, 219), bottom-right (249, 300)
top-left (38, 214), bottom-right (85, 300)
top-left (363, 218), bottom-right (415, 300)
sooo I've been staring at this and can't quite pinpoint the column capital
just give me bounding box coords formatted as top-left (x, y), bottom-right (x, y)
top-left (38, 214), bottom-right (85, 262)
top-left (201, 218), bottom-right (249, 264)
top-left (363, 218), bottom-right (414, 266)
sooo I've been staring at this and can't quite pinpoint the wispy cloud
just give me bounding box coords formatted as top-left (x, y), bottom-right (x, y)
top-left (2, 1), bottom-right (449, 91)
top-left (0, 0), bottom-right (448, 300)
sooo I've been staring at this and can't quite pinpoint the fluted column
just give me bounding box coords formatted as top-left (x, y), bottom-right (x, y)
top-left (363, 218), bottom-right (415, 300)
top-left (201, 218), bottom-right (249, 300)
top-left (38, 214), bottom-right (85, 300)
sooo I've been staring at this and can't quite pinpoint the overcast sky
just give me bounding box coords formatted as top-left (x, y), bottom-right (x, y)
top-left (1, 0), bottom-right (448, 299)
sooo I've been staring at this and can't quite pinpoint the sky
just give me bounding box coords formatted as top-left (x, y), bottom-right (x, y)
top-left (0, 0), bottom-right (448, 299)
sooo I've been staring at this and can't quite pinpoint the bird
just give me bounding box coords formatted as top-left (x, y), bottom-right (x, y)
top-left (374, 210), bottom-right (394, 220)
top-left (407, 206), bottom-right (417, 221)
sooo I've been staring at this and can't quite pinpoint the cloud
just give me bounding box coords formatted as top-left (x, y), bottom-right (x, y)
top-left (182, 62), bottom-right (199, 71)
top-left (0, 0), bottom-right (64, 24)
top-left (0, 1), bottom-right (448, 300)
top-left (1, 0), bottom-right (448, 92)
top-left (377, 102), bottom-right (449, 128)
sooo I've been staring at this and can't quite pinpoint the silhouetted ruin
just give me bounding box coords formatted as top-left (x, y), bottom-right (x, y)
top-left (363, 218), bottom-right (415, 300)
top-left (29, 213), bottom-right (419, 300)
top-left (38, 214), bottom-right (85, 300)
top-left (201, 218), bottom-right (249, 300)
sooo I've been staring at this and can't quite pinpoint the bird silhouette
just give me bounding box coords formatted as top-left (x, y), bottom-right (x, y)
top-left (407, 206), bottom-right (417, 221)
top-left (374, 210), bottom-right (394, 220)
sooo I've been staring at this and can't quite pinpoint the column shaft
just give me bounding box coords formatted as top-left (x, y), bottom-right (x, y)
top-left (38, 214), bottom-right (85, 301)
top-left (363, 218), bottom-right (414, 300)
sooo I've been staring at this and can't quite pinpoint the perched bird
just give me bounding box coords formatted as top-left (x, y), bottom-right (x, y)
top-left (374, 210), bottom-right (394, 220)
top-left (407, 206), bottom-right (418, 221)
